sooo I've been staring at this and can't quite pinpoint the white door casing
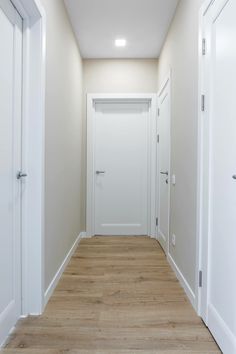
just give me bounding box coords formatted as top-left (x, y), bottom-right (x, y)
top-left (198, 0), bottom-right (236, 353)
top-left (157, 74), bottom-right (171, 254)
top-left (12, 0), bottom-right (46, 317)
top-left (0, 0), bottom-right (45, 346)
top-left (0, 0), bottom-right (22, 345)
top-left (87, 94), bottom-right (157, 237)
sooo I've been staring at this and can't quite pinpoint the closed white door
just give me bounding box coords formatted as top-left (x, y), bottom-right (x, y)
top-left (0, 0), bottom-right (22, 345)
top-left (157, 78), bottom-right (170, 253)
top-left (94, 101), bottom-right (149, 235)
top-left (201, 0), bottom-right (236, 352)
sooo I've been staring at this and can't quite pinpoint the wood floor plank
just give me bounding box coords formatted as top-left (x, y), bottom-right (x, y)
top-left (3, 236), bottom-right (221, 353)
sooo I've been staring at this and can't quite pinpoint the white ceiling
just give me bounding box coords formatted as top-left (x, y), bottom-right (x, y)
top-left (64, 0), bottom-right (179, 59)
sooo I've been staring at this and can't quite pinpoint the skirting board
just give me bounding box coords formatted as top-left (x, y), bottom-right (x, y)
top-left (208, 304), bottom-right (236, 354)
top-left (167, 253), bottom-right (196, 309)
top-left (82, 232), bottom-right (92, 238)
top-left (44, 231), bottom-right (85, 307)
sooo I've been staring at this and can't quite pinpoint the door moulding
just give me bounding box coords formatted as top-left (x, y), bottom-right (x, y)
top-left (11, 0), bottom-right (46, 316)
top-left (197, 1), bottom-right (236, 352)
top-left (86, 93), bottom-right (157, 238)
top-left (196, 0), bottom-right (213, 319)
top-left (156, 70), bottom-right (171, 254)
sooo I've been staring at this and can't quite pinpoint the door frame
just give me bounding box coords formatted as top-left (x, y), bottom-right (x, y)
top-left (10, 0), bottom-right (46, 316)
top-left (197, 0), bottom-right (216, 321)
top-left (197, 0), bottom-right (236, 321)
top-left (86, 93), bottom-right (157, 238)
top-left (156, 71), bottom-right (171, 254)
top-left (197, 1), bottom-right (236, 352)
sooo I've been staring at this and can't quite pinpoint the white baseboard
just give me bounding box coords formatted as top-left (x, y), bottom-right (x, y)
top-left (208, 304), bottom-right (236, 354)
top-left (44, 231), bottom-right (85, 307)
top-left (81, 231), bottom-right (90, 238)
top-left (167, 253), bottom-right (196, 309)
top-left (82, 232), bottom-right (93, 238)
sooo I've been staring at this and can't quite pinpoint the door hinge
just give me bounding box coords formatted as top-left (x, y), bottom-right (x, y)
top-left (157, 108), bottom-right (160, 117)
top-left (157, 134), bottom-right (159, 143)
top-left (199, 270), bottom-right (203, 288)
top-left (202, 38), bottom-right (206, 55)
top-left (201, 94), bottom-right (205, 112)
top-left (156, 217), bottom-right (158, 227)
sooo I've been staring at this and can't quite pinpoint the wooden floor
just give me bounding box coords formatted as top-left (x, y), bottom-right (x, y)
top-left (3, 236), bottom-right (220, 354)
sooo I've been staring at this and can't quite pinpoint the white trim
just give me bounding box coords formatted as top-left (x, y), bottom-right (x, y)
top-left (197, 1), bottom-right (236, 353)
top-left (81, 231), bottom-right (88, 239)
top-left (44, 232), bottom-right (85, 307)
top-left (156, 70), bottom-right (172, 253)
top-left (10, 0), bottom-right (46, 316)
top-left (86, 93), bottom-right (157, 238)
top-left (168, 253), bottom-right (196, 309)
top-left (208, 304), bottom-right (236, 354)
top-left (196, 0), bottom-right (208, 319)
top-left (197, 0), bottom-right (227, 320)
top-left (0, 318), bottom-right (17, 348)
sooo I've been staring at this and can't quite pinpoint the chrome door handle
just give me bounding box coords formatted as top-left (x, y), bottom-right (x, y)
top-left (160, 171), bottom-right (169, 176)
top-left (96, 171), bottom-right (106, 175)
top-left (17, 171), bottom-right (27, 180)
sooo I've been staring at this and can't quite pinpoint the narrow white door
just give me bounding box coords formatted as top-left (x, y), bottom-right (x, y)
top-left (157, 77), bottom-right (171, 253)
top-left (94, 101), bottom-right (149, 235)
top-left (200, 0), bottom-right (236, 352)
top-left (0, 0), bottom-right (23, 345)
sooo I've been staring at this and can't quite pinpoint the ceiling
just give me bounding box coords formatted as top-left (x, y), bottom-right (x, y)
top-left (64, 0), bottom-right (179, 59)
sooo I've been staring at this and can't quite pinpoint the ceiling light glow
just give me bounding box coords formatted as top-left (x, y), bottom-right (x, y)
top-left (115, 39), bottom-right (127, 47)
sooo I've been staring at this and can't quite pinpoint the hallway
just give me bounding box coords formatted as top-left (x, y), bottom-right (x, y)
top-left (4, 237), bottom-right (219, 353)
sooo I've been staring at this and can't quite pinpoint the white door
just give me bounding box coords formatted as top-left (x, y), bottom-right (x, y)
top-left (157, 77), bottom-right (171, 253)
top-left (0, 0), bottom-right (23, 345)
top-left (200, 0), bottom-right (236, 352)
top-left (94, 101), bottom-right (149, 235)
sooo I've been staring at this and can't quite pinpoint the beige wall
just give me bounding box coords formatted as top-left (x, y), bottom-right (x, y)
top-left (83, 59), bottom-right (158, 93)
top-left (157, 0), bottom-right (204, 293)
top-left (81, 59), bottom-right (159, 228)
top-left (41, 0), bottom-right (83, 290)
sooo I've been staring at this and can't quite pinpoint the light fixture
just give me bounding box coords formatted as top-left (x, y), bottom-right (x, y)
top-left (115, 38), bottom-right (127, 47)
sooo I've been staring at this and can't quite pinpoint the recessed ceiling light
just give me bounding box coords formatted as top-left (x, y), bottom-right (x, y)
top-left (115, 38), bottom-right (127, 47)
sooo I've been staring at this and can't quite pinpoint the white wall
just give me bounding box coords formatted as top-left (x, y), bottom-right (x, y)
top-left (82, 59), bottom-right (158, 228)
top-left (40, 0), bottom-right (83, 291)
top-left (157, 0), bottom-right (204, 295)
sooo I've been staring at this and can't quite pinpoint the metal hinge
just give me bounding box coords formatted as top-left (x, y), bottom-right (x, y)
top-left (156, 217), bottom-right (158, 227)
top-left (157, 134), bottom-right (159, 143)
top-left (201, 94), bottom-right (205, 112)
top-left (157, 108), bottom-right (160, 117)
top-left (202, 38), bottom-right (206, 55)
top-left (199, 271), bottom-right (203, 288)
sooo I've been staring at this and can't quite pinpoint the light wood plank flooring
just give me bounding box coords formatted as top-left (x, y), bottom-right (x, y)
top-left (3, 236), bottom-right (220, 354)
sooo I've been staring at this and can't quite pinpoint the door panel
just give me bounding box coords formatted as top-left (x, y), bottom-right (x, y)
top-left (94, 102), bottom-right (149, 235)
top-left (201, 0), bottom-right (236, 352)
top-left (157, 79), bottom-right (170, 253)
top-left (0, 0), bottom-right (22, 345)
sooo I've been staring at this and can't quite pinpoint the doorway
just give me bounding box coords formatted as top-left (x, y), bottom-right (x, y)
top-left (198, 0), bottom-right (236, 352)
top-left (86, 94), bottom-right (157, 237)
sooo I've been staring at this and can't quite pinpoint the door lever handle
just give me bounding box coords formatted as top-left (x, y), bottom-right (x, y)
top-left (160, 171), bottom-right (169, 176)
top-left (96, 171), bottom-right (106, 175)
top-left (17, 172), bottom-right (27, 180)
